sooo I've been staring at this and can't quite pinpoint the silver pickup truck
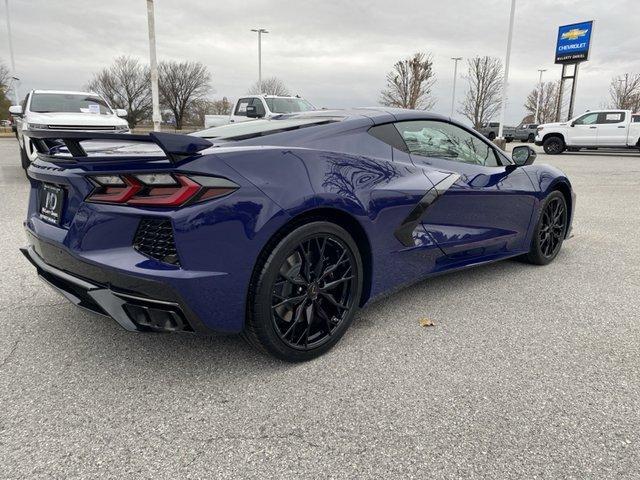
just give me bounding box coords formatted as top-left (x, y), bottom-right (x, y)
top-left (512, 123), bottom-right (539, 142)
top-left (475, 122), bottom-right (515, 142)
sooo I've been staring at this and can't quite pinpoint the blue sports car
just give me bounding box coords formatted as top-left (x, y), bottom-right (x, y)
top-left (21, 109), bottom-right (575, 361)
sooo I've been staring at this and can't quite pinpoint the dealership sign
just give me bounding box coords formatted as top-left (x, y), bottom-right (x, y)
top-left (555, 21), bottom-right (594, 64)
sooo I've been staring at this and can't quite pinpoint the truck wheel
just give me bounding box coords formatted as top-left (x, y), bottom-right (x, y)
top-left (543, 136), bottom-right (565, 155)
top-left (528, 133), bottom-right (535, 143)
top-left (488, 132), bottom-right (496, 140)
top-left (505, 137), bottom-right (513, 143)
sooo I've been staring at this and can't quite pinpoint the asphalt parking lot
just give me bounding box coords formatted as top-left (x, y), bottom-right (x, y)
top-left (0, 137), bottom-right (639, 479)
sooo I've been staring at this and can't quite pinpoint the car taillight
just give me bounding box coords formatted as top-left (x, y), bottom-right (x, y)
top-left (86, 173), bottom-right (238, 207)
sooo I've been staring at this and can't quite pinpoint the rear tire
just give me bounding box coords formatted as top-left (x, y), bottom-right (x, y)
top-left (243, 221), bottom-right (363, 362)
top-left (488, 132), bottom-right (496, 140)
top-left (523, 191), bottom-right (567, 265)
top-left (543, 136), bottom-right (565, 155)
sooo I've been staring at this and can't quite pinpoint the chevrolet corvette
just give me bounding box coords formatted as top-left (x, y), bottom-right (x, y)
top-left (21, 108), bottom-right (575, 361)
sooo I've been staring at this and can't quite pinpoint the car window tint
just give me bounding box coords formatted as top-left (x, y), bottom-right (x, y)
top-left (597, 112), bottom-right (625, 124)
top-left (234, 98), bottom-right (252, 116)
top-left (394, 120), bottom-right (500, 167)
top-left (250, 98), bottom-right (266, 116)
top-left (574, 113), bottom-right (598, 125)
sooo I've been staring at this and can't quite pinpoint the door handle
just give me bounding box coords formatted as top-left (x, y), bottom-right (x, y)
top-left (589, 126), bottom-right (597, 129)
top-left (617, 126), bottom-right (625, 128)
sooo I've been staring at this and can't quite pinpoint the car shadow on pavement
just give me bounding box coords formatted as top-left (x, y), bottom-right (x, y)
top-left (21, 247), bottom-right (569, 384)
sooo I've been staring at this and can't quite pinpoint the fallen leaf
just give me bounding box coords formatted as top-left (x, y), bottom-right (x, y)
top-left (419, 318), bottom-right (435, 327)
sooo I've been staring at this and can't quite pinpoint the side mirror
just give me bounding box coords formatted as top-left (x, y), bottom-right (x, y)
top-left (245, 105), bottom-right (261, 118)
top-left (512, 145), bottom-right (536, 166)
top-left (9, 105), bottom-right (23, 116)
top-left (115, 108), bottom-right (127, 117)
top-left (570, 121), bottom-right (575, 127)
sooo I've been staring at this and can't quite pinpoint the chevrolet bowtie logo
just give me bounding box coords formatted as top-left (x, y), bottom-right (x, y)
top-left (561, 28), bottom-right (588, 41)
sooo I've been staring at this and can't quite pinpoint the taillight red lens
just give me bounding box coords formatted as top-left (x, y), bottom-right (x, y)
top-left (87, 173), bottom-right (238, 207)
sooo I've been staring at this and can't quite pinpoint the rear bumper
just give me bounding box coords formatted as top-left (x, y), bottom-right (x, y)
top-left (21, 241), bottom-right (214, 335)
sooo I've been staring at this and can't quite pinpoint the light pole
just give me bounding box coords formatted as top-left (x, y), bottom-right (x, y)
top-left (4, 0), bottom-right (19, 104)
top-left (250, 28), bottom-right (268, 93)
top-left (497, 0), bottom-right (516, 140)
top-left (146, 0), bottom-right (161, 132)
top-left (450, 57), bottom-right (462, 117)
top-left (534, 68), bottom-right (547, 123)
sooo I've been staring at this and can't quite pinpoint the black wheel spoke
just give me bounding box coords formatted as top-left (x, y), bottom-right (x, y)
top-left (320, 292), bottom-right (348, 310)
top-left (539, 196), bottom-right (566, 258)
top-left (272, 294), bottom-right (306, 310)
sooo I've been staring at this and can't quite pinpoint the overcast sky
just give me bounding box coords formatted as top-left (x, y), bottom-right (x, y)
top-left (1, 0), bottom-right (638, 124)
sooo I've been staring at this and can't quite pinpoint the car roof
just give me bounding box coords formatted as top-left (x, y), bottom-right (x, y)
top-left (32, 89), bottom-right (100, 96)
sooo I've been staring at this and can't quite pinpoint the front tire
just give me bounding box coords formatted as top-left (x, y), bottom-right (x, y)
top-left (244, 222), bottom-right (363, 362)
top-left (528, 133), bottom-right (535, 143)
top-left (543, 136), bottom-right (565, 155)
top-left (523, 191), bottom-right (567, 265)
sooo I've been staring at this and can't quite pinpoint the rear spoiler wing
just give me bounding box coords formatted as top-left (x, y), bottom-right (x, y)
top-left (26, 130), bottom-right (213, 164)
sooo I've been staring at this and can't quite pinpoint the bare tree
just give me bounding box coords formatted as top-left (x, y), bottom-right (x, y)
top-left (184, 98), bottom-right (211, 126)
top-left (0, 61), bottom-right (11, 120)
top-left (459, 56), bottom-right (503, 128)
top-left (0, 62), bottom-right (10, 90)
top-left (86, 56), bottom-right (151, 128)
top-left (608, 73), bottom-right (640, 111)
top-left (248, 77), bottom-right (290, 96)
top-left (524, 80), bottom-right (562, 124)
top-left (210, 97), bottom-right (232, 115)
top-left (158, 60), bottom-right (212, 129)
top-left (380, 52), bottom-right (436, 110)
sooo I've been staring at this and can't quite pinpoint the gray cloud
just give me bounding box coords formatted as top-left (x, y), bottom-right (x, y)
top-left (1, 0), bottom-right (637, 124)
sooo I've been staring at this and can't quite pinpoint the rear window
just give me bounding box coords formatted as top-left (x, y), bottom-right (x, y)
top-left (192, 116), bottom-right (339, 141)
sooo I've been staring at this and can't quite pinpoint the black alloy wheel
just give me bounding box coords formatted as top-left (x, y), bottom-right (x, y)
top-left (244, 222), bottom-right (363, 361)
top-left (523, 191), bottom-right (567, 265)
top-left (543, 136), bottom-right (565, 154)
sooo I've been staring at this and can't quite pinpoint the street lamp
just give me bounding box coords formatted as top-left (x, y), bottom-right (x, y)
top-left (4, 0), bottom-right (19, 104)
top-left (146, 0), bottom-right (161, 132)
top-left (497, 0), bottom-right (516, 140)
top-left (450, 57), bottom-right (463, 117)
top-left (250, 28), bottom-right (269, 93)
top-left (534, 68), bottom-right (547, 123)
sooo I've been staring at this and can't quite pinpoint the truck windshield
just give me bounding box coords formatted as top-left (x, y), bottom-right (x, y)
top-left (30, 93), bottom-right (113, 114)
top-left (265, 98), bottom-right (315, 114)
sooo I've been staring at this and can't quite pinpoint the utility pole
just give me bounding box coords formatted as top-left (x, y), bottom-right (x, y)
top-left (450, 57), bottom-right (462, 117)
top-left (4, 0), bottom-right (19, 104)
top-left (250, 28), bottom-right (268, 93)
top-left (534, 68), bottom-right (547, 123)
top-left (497, 0), bottom-right (516, 140)
top-left (146, 0), bottom-right (161, 132)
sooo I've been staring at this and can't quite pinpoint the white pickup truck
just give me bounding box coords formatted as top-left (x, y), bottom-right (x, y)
top-left (535, 109), bottom-right (640, 154)
top-left (204, 95), bottom-right (316, 128)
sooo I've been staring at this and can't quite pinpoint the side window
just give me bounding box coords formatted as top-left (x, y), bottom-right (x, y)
top-left (597, 112), bottom-right (625, 124)
top-left (234, 98), bottom-right (252, 116)
top-left (394, 121), bottom-right (501, 167)
top-left (250, 98), bottom-right (266, 116)
top-left (573, 113), bottom-right (598, 125)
